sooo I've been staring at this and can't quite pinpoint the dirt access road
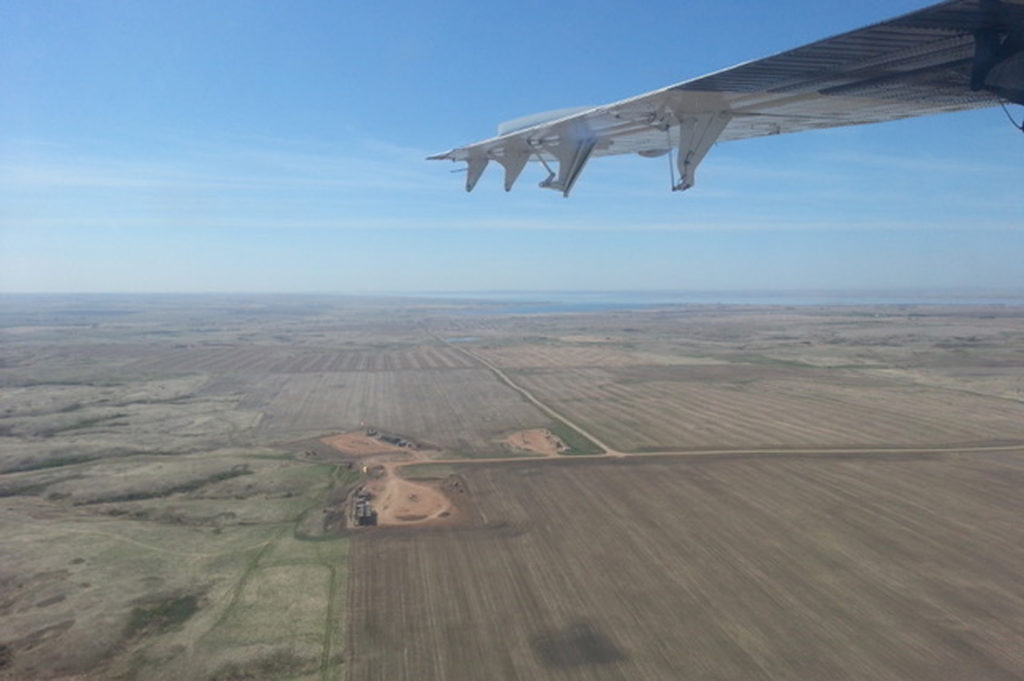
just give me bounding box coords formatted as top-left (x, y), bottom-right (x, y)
top-left (437, 336), bottom-right (622, 455)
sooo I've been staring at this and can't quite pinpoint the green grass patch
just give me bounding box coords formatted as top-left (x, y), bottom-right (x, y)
top-left (124, 594), bottom-right (200, 640)
top-left (445, 446), bottom-right (536, 460)
top-left (548, 421), bottom-right (603, 456)
top-left (401, 463), bottom-right (460, 479)
top-left (727, 354), bottom-right (817, 368)
top-left (5, 454), bottom-right (99, 473)
top-left (208, 648), bottom-right (319, 681)
top-left (0, 479), bottom-right (61, 498)
top-left (44, 412), bottom-right (129, 434)
top-left (332, 464), bottom-right (364, 487)
top-left (75, 466), bottom-right (254, 505)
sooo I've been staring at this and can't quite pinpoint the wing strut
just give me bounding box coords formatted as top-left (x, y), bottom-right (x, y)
top-left (496, 147), bottom-right (531, 191)
top-left (538, 135), bottom-right (598, 197)
top-left (465, 156), bottom-right (488, 192)
top-left (672, 112), bottom-right (731, 192)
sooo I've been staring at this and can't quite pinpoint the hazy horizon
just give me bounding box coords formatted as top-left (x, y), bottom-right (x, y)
top-left (3, 1), bottom-right (1022, 296)
top-left (4, 288), bottom-right (1024, 309)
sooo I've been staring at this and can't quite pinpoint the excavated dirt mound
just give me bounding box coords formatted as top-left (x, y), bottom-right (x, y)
top-left (500, 429), bottom-right (567, 457)
top-left (360, 465), bottom-right (465, 528)
top-left (321, 432), bottom-right (407, 457)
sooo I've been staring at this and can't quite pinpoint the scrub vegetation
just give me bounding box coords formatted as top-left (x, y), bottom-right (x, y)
top-left (2, 294), bottom-right (1023, 680)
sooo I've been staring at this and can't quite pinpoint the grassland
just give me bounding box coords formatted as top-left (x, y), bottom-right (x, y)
top-left (2, 294), bottom-right (1023, 680)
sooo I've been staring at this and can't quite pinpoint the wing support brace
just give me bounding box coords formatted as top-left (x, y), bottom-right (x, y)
top-left (537, 133), bottom-right (598, 197)
top-left (463, 121), bottom-right (598, 196)
top-left (465, 151), bottom-right (530, 193)
top-left (496, 147), bottom-right (530, 191)
top-left (465, 156), bottom-right (488, 192)
top-left (671, 111), bottom-right (732, 192)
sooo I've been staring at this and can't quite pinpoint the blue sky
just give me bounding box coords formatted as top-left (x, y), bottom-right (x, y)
top-left (2, 0), bottom-right (1022, 294)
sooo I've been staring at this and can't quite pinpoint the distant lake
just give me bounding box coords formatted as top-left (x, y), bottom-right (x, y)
top-left (410, 290), bottom-right (1024, 315)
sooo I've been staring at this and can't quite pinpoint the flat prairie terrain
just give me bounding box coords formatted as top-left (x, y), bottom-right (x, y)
top-left (239, 368), bottom-right (547, 452)
top-left (347, 451), bottom-right (1024, 681)
top-left (465, 307), bottom-right (1024, 452)
top-left (2, 295), bottom-right (1023, 680)
top-left (507, 364), bottom-right (1024, 451)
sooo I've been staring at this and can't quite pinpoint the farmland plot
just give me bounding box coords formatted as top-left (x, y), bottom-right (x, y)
top-left (126, 345), bottom-right (475, 375)
top-left (346, 451), bottom-right (1024, 681)
top-left (508, 365), bottom-right (1024, 451)
top-left (473, 344), bottom-right (684, 369)
top-left (6, 297), bottom-right (1024, 681)
top-left (117, 342), bottom-right (543, 455)
top-left (243, 369), bottom-right (551, 455)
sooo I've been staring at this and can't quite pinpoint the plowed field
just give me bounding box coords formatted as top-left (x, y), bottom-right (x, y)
top-left (241, 369), bottom-right (549, 453)
top-left (507, 365), bottom-right (1024, 451)
top-left (346, 450), bottom-right (1024, 681)
top-left (127, 345), bottom-right (476, 374)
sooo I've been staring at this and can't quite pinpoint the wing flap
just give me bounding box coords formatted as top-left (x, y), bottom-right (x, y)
top-left (431, 0), bottom-right (1024, 194)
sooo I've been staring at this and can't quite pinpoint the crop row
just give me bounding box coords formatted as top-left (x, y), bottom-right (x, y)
top-left (345, 452), bottom-right (1024, 680)
top-left (510, 366), bottom-right (1024, 451)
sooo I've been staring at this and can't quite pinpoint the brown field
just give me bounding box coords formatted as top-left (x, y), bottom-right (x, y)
top-left (474, 343), bottom-right (711, 368)
top-left (508, 364), bottom-right (1024, 451)
top-left (347, 451), bottom-right (1024, 681)
top-left (2, 295), bottom-right (1024, 680)
top-left (126, 344), bottom-right (477, 374)
top-left (241, 368), bottom-right (548, 452)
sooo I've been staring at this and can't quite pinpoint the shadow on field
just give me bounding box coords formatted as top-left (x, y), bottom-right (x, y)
top-left (530, 619), bottom-right (626, 668)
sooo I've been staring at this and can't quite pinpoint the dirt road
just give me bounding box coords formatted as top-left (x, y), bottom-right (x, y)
top-left (437, 336), bottom-right (622, 455)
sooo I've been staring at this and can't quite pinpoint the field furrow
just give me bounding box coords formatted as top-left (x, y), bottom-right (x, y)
top-left (346, 452), bottom-right (1024, 681)
top-left (511, 366), bottom-right (1024, 451)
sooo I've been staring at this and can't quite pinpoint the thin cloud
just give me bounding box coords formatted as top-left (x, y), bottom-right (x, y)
top-left (3, 131), bottom-right (1021, 235)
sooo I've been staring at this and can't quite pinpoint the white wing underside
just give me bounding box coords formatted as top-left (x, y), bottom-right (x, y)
top-left (430, 0), bottom-right (1024, 195)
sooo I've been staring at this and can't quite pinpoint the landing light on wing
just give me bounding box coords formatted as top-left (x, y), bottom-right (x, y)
top-left (429, 0), bottom-right (1024, 197)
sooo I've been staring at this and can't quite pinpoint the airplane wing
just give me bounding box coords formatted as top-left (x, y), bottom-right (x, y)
top-left (429, 0), bottom-right (1024, 196)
